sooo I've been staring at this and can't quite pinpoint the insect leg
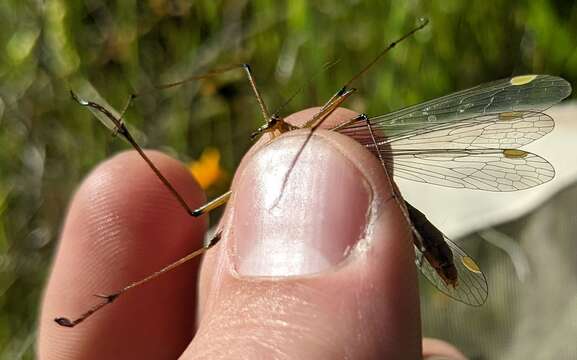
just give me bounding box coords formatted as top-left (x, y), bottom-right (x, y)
top-left (73, 62), bottom-right (276, 218)
top-left (54, 231), bottom-right (223, 328)
top-left (191, 191), bottom-right (231, 217)
top-left (360, 113), bottom-right (427, 252)
top-left (71, 92), bottom-right (200, 217)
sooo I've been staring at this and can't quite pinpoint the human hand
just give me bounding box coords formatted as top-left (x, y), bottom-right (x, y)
top-left (38, 108), bottom-right (465, 359)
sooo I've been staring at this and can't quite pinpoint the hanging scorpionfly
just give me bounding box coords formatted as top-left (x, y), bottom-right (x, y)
top-left (55, 18), bottom-right (572, 327)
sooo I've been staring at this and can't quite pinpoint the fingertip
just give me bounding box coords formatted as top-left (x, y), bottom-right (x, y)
top-left (423, 338), bottom-right (468, 360)
top-left (39, 150), bottom-right (206, 359)
top-left (189, 108), bottom-right (420, 359)
top-left (284, 106), bottom-right (359, 129)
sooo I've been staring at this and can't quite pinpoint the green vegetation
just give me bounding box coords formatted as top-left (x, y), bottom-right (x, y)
top-left (0, 1), bottom-right (576, 358)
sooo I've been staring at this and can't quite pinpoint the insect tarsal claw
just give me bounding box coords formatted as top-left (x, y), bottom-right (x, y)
top-left (70, 90), bottom-right (89, 106)
top-left (54, 317), bottom-right (75, 327)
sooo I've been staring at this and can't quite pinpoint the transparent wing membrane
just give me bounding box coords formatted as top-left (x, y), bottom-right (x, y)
top-left (415, 236), bottom-right (489, 306)
top-left (382, 148), bottom-right (554, 191)
top-left (341, 74), bottom-right (570, 138)
top-left (364, 111), bottom-right (554, 150)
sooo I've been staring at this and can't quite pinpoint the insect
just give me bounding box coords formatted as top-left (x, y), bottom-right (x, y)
top-left (54, 19), bottom-right (572, 327)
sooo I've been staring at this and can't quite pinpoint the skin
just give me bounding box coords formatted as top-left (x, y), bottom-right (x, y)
top-left (38, 108), bottom-right (466, 359)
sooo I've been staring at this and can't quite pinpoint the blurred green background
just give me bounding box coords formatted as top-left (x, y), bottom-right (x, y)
top-left (1, 0), bottom-right (577, 358)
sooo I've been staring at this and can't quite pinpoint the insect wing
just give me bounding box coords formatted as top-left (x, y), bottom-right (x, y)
top-left (415, 234), bottom-right (488, 306)
top-left (339, 74), bottom-right (569, 142)
top-left (342, 75), bottom-right (570, 139)
top-left (345, 111), bottom-right (556, 191)
top-left (386, 148), bottom-right (554, 191)
top-left (381, 111), bottom-right (553, 150)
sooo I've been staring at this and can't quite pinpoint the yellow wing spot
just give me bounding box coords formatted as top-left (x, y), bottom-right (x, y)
top-left (461, 256), bottom-right (482, 274)
top-left (503, 149), bottom-right (528, 158)
top-left (499, 112), bottom-right (524, 121)
top-left (510, 75), bottom-right (538, 86)
top-left (189, 148), bottom-right (226, 189)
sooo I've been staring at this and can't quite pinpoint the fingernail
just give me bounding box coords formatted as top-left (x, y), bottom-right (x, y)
top-left (231, 133), bottom-right (371, 277)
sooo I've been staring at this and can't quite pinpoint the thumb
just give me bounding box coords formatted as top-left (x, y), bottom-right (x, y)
top-left (184, 121), bottom-right (421, 358)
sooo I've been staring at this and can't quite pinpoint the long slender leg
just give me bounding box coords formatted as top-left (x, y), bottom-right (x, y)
top-left (362, 114), bottom-right (425, 251)
top-left (191, 191), bottom-right (231, 217)
top-left (54, 231), bottom-right (223, 327)
top-left (71, 92), bottom-right (198, 217)
top-left (72, 62), bottom-right (272, 219)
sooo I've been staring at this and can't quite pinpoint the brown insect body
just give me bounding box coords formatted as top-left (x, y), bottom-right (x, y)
top-left (405, 202), bottom-right (458, 288)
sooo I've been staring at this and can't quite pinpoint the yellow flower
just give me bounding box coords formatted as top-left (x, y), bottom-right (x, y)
top-left (188, 147), bottom-right (225, 190)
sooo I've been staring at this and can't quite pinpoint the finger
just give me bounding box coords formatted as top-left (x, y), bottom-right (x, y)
top-left (423, 338), bottom-right (468, 360)
top-left (38, 150), bottom-right (206, 359)
top-left (183, 108), bottom-right (421, 359)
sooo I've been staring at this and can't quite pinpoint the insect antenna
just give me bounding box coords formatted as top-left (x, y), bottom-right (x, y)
top-left (249, 59), bottom-right (343, 139)
top-left (272, 59), bottom-right (342, 117)
top-left (344, 17), bottom-right (429, 88)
